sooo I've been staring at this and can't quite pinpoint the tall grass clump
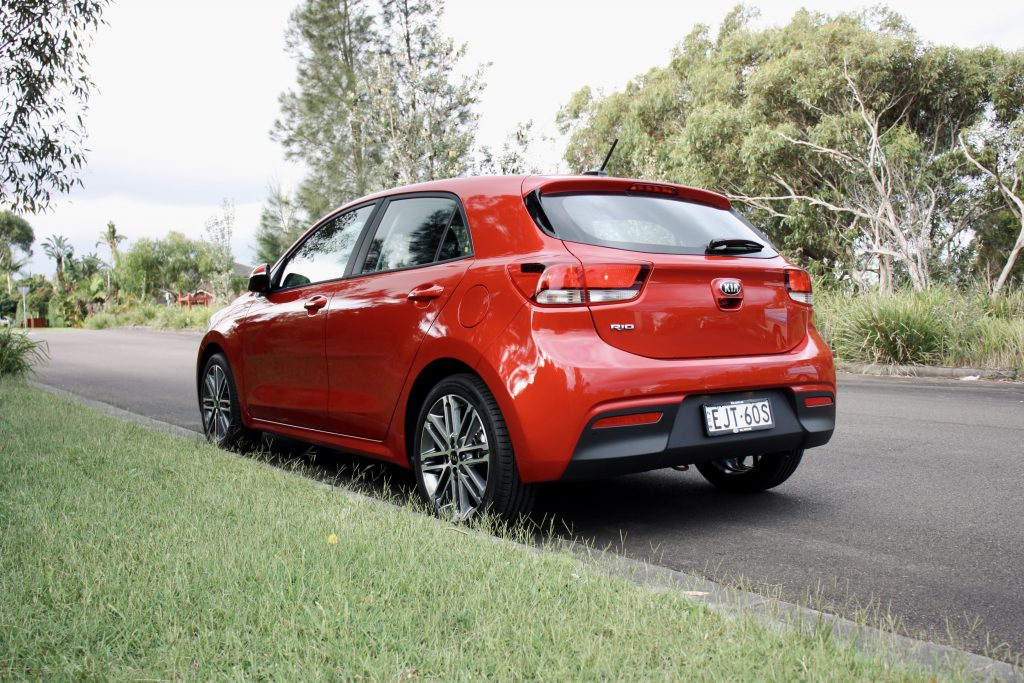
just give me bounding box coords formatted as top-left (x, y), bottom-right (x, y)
top-left (816, 286), bottom-right (1024, 372)
top-left (0, 328), bottom-right (48, 378)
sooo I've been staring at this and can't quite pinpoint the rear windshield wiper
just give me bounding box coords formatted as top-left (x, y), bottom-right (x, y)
top-left (706, 238), bottom-right (764, 255)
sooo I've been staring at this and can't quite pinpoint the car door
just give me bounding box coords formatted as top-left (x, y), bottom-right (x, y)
top-left (241, 203), bottom-right (377, 431)
top-left (324, 194), bottom-right (473, 440)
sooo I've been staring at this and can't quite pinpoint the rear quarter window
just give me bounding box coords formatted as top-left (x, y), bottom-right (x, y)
top-left (539, 193), bottom-right (777, 257)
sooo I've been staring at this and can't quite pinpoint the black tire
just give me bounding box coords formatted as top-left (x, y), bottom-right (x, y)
top-left (199, 353), bottom-right (260, 451)
top-left (410, 373), bottom-right (535, 522)
top-left (695, 449), bottom-right (804, 493)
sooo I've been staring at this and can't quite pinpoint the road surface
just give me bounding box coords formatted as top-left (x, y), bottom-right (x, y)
top-left (28, 328), bottom-right (1024, 658)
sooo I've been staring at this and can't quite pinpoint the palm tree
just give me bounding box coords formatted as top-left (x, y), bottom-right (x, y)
top-left (97, 221), bottom-right (125, 266)
top-left (0, 246), bottom-right (28, 294)
top-left (42, 234), bottom-right (73, 294)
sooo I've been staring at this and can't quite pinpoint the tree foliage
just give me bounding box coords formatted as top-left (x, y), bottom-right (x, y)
top-left (1, 0), bottom-right (110, 213)
top-left (118, 232), bottom-right (224, 301)
top-left (0, 210), bottom-right (32, 293)
top-left (558, 6), bottom-right (1023, 291)
top-left (255, 184), bottom-right (303, 265)
top-left (272, 0), bottom-right (481, 224)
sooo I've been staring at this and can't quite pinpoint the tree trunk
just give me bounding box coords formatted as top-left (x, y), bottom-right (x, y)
top-left (992, 222), bottom-right (1024, 296)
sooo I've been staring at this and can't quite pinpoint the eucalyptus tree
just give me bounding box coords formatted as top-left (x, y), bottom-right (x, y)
top-left (558, 7), bottom-right (1007, 291)
top-left (1, 0), bottom-right (110, 212)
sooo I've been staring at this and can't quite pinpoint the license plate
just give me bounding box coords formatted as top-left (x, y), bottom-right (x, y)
top-left (703, 398), bottom-right (774, 437)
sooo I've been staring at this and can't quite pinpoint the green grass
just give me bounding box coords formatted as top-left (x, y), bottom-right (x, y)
top-left (0, 381), bottom-right (962, 681)
top-left (816, 287), bottom-right (1024, 373)
top-left (84, 303), bottom-right (218, 330)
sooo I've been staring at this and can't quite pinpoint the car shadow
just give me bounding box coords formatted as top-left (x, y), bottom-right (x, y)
top-left (531, 469), bottom-right (827, 560)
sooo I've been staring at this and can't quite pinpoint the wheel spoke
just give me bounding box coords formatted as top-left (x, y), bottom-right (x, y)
top-left (461, 466), bottom-right (485, 504)
top-left (422, 419), bottom-right (449, 454)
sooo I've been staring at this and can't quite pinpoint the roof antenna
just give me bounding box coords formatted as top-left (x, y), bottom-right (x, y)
top-left (582, 138), bottom-right (618, 176)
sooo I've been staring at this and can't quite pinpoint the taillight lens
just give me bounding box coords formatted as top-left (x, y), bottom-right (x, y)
top-left (508, 262), bottom-right (649, 306)
top-left (785, 268), bottom-right (813, 305)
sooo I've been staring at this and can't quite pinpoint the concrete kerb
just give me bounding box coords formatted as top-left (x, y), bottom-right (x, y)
top-left (838, 362), bottom-right (1018, 381)
top-left (31, 381), bottom-right (1024, 682)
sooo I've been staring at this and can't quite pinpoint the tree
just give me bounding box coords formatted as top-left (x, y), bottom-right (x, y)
top-left (476, 120), bottom-right (549, 175)
top-left (118, 232), bottom-right (224, 301)
top-left (1, 1), bottom-right (110, 213)
top-left (958, 54), bottom-right (1024, 294)
top-left (255, 184), bottom-right (303, 265)
top-left (0, 209), bottom-right (32, 293)
top-left (273, 0), bottom-right (379, 219)
top-left (557, 7), bottom-right (1004, 291)
top-left (365, 0), bottom-right (481, 185)
top-left (41, 233), bottom-right (72, 294)
top-left (204, 199), bottom-right (236, 299)
top-left (273, 0), bottom-right (482, 220)
top-left (96, 220), bottom-right (125, 265)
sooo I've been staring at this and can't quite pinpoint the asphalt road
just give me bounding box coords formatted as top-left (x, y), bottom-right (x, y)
top-left (29, 328), bottom-right (1024, 658)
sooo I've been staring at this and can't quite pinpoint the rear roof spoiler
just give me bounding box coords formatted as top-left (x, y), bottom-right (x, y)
top-left (521, 176), bottom-right (731, 211)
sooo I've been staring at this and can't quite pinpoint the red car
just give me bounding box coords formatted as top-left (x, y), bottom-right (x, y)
top-left (197, 176), bottom-right (835, 520)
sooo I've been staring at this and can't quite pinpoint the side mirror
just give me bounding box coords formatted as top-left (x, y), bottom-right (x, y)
top-left (248, 263), bottom-right (271, 293)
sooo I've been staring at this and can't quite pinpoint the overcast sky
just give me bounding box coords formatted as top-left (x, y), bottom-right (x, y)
top-left (21, 0), bottom-right (1024, 276)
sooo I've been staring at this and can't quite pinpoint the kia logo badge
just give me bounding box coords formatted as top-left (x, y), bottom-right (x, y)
top-left (719, 279), bottom-right (742, 296)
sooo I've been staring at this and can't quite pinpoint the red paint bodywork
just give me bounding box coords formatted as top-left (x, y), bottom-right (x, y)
top-left (198, 176), bottom-right (835, 483)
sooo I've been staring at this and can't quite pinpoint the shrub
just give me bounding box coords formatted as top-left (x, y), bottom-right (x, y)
top-left (816, 286), bottom-right (1024, 371)
top-left (0, 328), bottom-right (48, 378)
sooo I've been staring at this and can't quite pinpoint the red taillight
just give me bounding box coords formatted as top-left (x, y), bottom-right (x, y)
top-left (508, 262), bottom-right (649, 306)
top-left (785, 268), bottom-right (813, 305)
top-left (593, 412), bottom-right (663, 429)
top-left (804, 396), bottom-right (833, 408)
top-left (537, 264), bottom-right (585, 304)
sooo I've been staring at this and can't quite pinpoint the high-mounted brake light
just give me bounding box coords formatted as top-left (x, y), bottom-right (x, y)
top-left (785, 268), bottom-right (813, 305)
top-left (507, 262), bottom-right (650, 306)
top-left (627, 183), bottom-right (679, 196)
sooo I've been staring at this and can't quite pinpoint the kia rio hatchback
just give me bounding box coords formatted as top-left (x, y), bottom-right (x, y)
top-left (197, 176), bottom-right (835, 520)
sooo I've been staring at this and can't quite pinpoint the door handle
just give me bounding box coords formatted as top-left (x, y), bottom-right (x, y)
top-left (303, 295), bottom-right (328, 311)
top-left (407, 284), bottom-right (445, 301)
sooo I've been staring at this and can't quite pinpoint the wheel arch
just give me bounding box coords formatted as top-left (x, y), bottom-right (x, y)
top-left (197, 341), bottom-right (225, 394)
top-left (197, 338), bottom-right (252, 426)
top-left (403, 357), bottom-right (479, 461)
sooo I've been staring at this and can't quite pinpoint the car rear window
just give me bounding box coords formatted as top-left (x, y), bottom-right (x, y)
top-left (538, 193), bottom-right (776, 257)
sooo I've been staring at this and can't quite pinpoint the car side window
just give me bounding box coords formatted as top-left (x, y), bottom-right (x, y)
top-left (279, 204), bottom-right (375, 288)
top-left (437, 209), bottom-right (471, 261)
top-left (360, 197), bottom-right (465, 274)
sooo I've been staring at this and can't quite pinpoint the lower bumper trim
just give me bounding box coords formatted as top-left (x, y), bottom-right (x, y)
top-left (561, 389), bottom-right (835, 481)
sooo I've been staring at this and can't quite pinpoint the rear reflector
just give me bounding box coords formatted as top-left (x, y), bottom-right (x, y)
top-left (593, 412), bottom-right (663, 429)
top-left (803, 396), bottom-right (834, 408)
top-left (509, 262), bottom-right (650, 306)
top-left (785, 268), bottom-right (813, 305)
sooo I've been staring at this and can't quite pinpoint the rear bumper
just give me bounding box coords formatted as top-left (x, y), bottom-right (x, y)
top-left (561, 388), bottom-right (834, 480)
top-left (476, 306), bottom-right (836, 484)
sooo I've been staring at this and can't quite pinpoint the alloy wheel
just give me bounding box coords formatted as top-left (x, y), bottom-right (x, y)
top-left (201, 364), bottom-right (232, 442)
top-left (418, 393), bottom-right (490, 521)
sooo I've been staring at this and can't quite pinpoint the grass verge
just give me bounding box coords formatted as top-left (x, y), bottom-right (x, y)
top-left (0, 380), bottom-right (956, 681)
